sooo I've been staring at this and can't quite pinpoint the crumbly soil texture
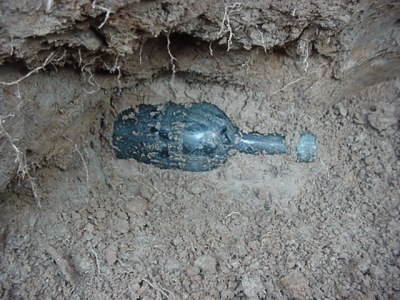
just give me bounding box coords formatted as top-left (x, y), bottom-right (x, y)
top-left (0, 0), bottom-right (399, 299)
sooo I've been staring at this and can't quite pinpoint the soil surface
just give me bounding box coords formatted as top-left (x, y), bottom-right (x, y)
top-left (0, 0), bottom-right (399, 299)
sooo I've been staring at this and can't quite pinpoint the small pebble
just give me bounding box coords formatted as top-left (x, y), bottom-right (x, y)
top-left (337, 103), bottom-right (348, 117)
top-left (105, 245), bottom-right (118, 265)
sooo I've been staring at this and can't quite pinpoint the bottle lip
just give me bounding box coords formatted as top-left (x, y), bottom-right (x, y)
top-left (296, 132), bottom-right (317, 163)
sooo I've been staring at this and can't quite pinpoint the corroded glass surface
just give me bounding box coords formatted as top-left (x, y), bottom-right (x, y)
top-left (113, 102), bottom-right (315, 171)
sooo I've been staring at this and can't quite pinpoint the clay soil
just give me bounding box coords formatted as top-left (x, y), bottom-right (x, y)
top-left (0, 0), bottom-right (399, 299)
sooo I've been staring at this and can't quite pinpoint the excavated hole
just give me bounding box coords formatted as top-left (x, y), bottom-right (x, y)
top-left (0, 1), bottom-right (399, 298)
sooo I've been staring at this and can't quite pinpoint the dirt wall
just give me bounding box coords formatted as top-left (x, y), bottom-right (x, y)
top-left (0, 0), bottom-right (399, 299)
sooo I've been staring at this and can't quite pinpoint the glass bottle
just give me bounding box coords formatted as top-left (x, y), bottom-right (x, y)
top-left (112, 102), bottom-right (317, 171)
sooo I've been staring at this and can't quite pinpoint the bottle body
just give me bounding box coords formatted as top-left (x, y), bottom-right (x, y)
top-left (113, 102), bottom-right (239, 171)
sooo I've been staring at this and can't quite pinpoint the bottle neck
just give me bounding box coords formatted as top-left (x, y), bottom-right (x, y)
top-left (234, 133), bottom-right (287, 155)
